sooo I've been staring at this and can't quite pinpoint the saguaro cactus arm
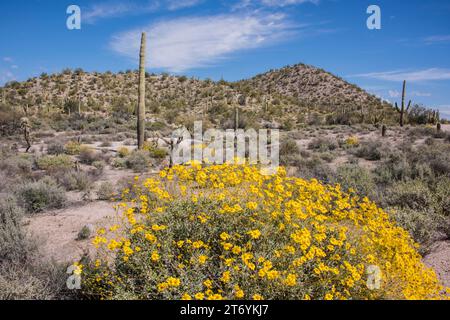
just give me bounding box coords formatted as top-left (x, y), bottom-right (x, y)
top-left (137, 32), bottom-right (147, 149)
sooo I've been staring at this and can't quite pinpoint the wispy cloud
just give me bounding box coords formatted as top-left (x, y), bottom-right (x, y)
top-left (2, 57), bottom-right (13, 63)
top-left (388, 90), bottom-right (400, 98)
top-left (83, 0), bottom-right (207, 23)
top-left (232, 0), bottom-right (318, 10)
top-left (110, 13), bottom-right (298, 72)
top-left (438, 105), bottom-right (450, 119)
top-left (167, 0), bottom-right (204, 11)
top-left (423, 35), bottom-right (450, 44)
top-left (83, 1), bottom-right (159, 23)
top-left (260, 0), bottom-right (319, 6)
top-left (351, 68), bottom-right (450, 82)
top-left (0, 70), bottom-right (16, 85)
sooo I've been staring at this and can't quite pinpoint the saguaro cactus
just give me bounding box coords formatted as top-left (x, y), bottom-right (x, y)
top-left (437, 122), bottom-right (441, 132)
top-left (137, 32), bottom-right (146, 150)
top-left (20, 117), bottom-right (31, 152)
top-left (394, 80), bottom-right (411, 127)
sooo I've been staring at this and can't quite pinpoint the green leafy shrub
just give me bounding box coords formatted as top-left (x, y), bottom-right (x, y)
top-left (353, 140), bottom-right (382, 161)
top-left (389, 207), bottom-right (441, 250)
top-left (64, 141), bottom-right (82, 155)
top-left (15, 177), bottom-right (66, 214)
top-left (334, 165), bottom-right (377, 200)
top-left (125, 151), bottom-right (151, 172)
top-left (36, 155), bottom-right (73, 172)
top-left (385, 180), bottom-right (433, 211)
top-left (308, 137), bottom-right (338, 152)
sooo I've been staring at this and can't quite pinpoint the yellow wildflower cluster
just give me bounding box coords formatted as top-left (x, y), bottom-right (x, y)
top-left (82, 163), bottom-right (448, 300)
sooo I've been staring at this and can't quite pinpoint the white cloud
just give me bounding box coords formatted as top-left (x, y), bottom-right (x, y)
top-left (260, 0), bottom-right (319, 6)
top-left (424, 35), bottom-right (450, 44)
top-left (438, 105), bottom-right (450, 120)
top-left (0, 70), bottom-right (15, 85)
top-left (351, 68), bottom-right (450, 82)
top-left (167, 0), bottom-right (204, 11)
top-left (2, 57), bottom-right (13, 63)
top-left (110, 13), bottom-right (297, 72)
top-left (83, 1), bottom-right (159, 23)
top-left (84, 0), bottom-right (207, 23)
top-left (388, 90), bottom-right (400, 98)
top-left (411, 91), bottom-right (431, 97)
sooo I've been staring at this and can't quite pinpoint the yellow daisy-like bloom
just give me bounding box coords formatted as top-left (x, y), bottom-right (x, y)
top-left (83, 163), bottom-right (448, 301)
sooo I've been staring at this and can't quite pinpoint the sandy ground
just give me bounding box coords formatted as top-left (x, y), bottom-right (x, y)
top-left (423, 241), bottom-right (450, 288)
top-left (25, 201), bottom-right (119, 264)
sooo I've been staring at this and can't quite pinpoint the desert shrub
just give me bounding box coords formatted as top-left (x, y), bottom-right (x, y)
top-left (36, 155), bottom-right (73, 172)
top-left (353, 140), bottom-right (382, 161)
top-left (77, 224), bottom-right (94, 240)
top-left (15, 177), bottom-right (66, 214)
top-left (307, 137), bottom-right (338, 152)
top-left (433, 177), bottom-right (450, 217)
top-left (0, 262), bottom-right (69, 300)
top-left (0, 196), bottom-right (29, 262)
top-left (79, 146), bottom-right (101, 165)
top-left (385, 180), bottom-right (433, 211)
top-left (125, 151), bottom-right (151, 172)
top-left (334, 165), bottom-right (377, 200)
top-left (81, 164), bottom-right (446, 300)
top-left (97, 182), bottom-right (116, 201)
top-left (294, 157), bottom-right (334, 183)
top-left (47, 141), bottom-right (65, 155)
top-left (57, 170), bottom-right (92, 191)
top-left (64, 141), bottom-right (82, 155)
top-left (0, 155), bottom-right (33, 176)
top-left (92, 161), bottom-right (106, 176)
top-left (280, 139), bottom-right (299, 157)
top-left (389, 207), bottom-right (441, 250)
top-left (344, 136), bottom-right (359, 148)
top-left (149, 148), bottom-right (168, 159)
top-left (118, 147), bottom-right (130, 158)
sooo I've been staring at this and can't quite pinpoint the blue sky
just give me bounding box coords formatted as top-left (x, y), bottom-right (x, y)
top-left (1, 0), bottom-right (450, 118)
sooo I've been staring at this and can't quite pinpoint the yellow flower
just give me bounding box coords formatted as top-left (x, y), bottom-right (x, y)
top-left (252, 294), bottom-right (264, 300)
top-left (157, 282), bottom-right (168, 292)
top-left (247, 229), bottom-right (261, 239)
top-left (220, 232), bottom-right (230, 241)
top-left (181, 293), bottom-right (192, 300)
top-left (151, 251), bottom-right (160, 262)
top-left (198, 255), bottom-right (208, 265)
top-left (246, 201), bottom-right (258, 210)
top-left (203, 279), bottom-right (213, 288)
top-left (220, 271), bottom-right (231, 283)
top-left (167, 277), bottom-right (181, 287)
top-left (231, 246), bottom-right (242, 255)
top-left (284, 274), bottom-right (297, 287)
top-left (222, 242), bottom-right (233, 251)
top-left (194, 292), bottom-right (205, 300)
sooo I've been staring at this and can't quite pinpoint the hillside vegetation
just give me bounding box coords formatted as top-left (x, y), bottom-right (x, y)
top-left (1, 64), bottom-right (398, 135)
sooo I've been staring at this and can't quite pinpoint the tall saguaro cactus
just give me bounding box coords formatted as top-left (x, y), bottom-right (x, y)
top-left (395, 80), bottom-right (411, 127)
top-left (137, 32), bottom-right (146, 149)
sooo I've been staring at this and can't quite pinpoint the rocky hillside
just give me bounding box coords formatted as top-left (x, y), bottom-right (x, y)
top-left (0, 64), bottom-right (395, 131)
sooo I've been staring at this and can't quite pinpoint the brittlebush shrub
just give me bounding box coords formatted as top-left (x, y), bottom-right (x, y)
top-left (81, 163), bottom-right (448, 300)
